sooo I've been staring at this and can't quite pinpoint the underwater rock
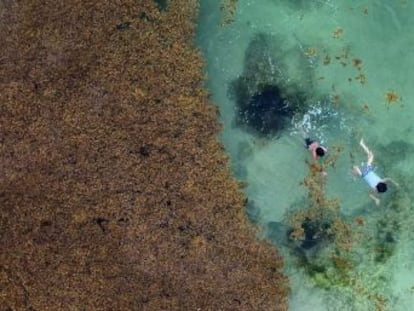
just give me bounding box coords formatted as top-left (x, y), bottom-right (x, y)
top-left (301, 218), bottom-right (331, 249)
top-left (238, 85), bottom-right (295, 135)
top-left (229, 33), bottom-right (314, 137)
top-left (286, 217), bottom-right (334, 260)
top-left (300, 217), bottom-right (322, 250)
top-left (300, 217), bottom-right (333, 250)
top-left (267, 217), bottom-right (333, 256)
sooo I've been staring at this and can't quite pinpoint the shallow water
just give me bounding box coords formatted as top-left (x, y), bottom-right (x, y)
top-left (197, 1), bottom-right (414, 310)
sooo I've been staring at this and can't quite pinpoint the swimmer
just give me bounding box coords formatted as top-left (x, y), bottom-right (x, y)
top-left (303, 135), bottom-right (328, 162)
top-left (352, 138), bottom-right (398, 206)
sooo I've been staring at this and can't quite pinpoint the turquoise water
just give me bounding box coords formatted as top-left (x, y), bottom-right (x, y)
top-left (197, 1), bottom-right (414, 310)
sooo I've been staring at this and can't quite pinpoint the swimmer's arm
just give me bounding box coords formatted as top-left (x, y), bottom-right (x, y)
top-left (383, 177), bottom-right (399, 187)
top-left (352, 165), bottom-right (362, 177)
top-left (369, 193), bottom-right (380, 206)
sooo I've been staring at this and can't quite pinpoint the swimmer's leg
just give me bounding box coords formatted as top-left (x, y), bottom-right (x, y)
top-left (359, 138), bottom-right (374, 165)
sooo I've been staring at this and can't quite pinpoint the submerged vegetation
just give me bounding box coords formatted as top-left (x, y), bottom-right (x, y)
top-left (0, 1), bottom-right (288, 310)
top-left (220, 0), bottom-right (238, 25)
top-left (277, 144), bottom-right (412, 310)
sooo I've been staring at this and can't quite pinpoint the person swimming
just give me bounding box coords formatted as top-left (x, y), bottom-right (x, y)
top-left (352, 138), bottom-right (398, 205)
top-left (304, 137), bottom-right (328, 162)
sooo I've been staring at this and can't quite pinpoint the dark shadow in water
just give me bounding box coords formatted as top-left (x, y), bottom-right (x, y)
top-left (245, 198), bottom-right (261, 224)
top-left (235, 84), bottom-right (296, 136)
top-left (267, 216), bottom-right (335, 260)
top-left (229, 32), bottom-right (313, 138)
top-left (377, 140), bottom-right (414, 169)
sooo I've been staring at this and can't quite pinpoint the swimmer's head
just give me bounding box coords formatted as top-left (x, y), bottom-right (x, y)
top-left (376, 182), bottom-right (387, 193)
top-left (316, 147), bottom-right (326, 157)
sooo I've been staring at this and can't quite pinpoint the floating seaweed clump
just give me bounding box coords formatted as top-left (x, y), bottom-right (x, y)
top-left (220, 0), bottom-right (238, 25)
top-left (0, 0), bottom-right (289, 310)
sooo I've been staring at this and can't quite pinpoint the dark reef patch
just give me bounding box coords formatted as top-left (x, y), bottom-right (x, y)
top-left (1, 1), bottom-right (289, 309)
top-left (236, 84), bottom-right (296, 136)
top-left (267, 216), bottom-right (335, 258)
top-left (229, 33), bottom-right (314, 138)
top-left (298, 217), bottom-right (333, 251)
